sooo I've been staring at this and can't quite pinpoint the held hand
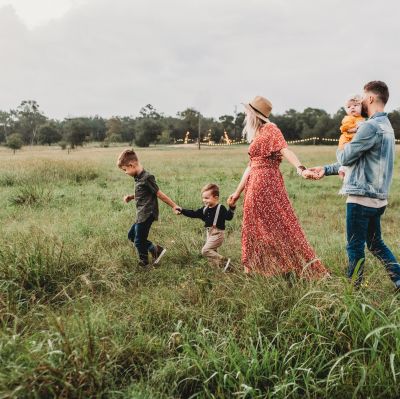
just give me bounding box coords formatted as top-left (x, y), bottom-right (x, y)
top-left (307, 166), bottom-right (325, 180)
top-left (228, 192), bottom-right (240, 207)
top-left (173, 206), bottom-right (182, 215)
top-left (301, 169), bottom-right (319, 180)
top-left (123, 195), bottom-right (134, 203)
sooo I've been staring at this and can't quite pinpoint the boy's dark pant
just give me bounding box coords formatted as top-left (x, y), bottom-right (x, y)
top-left (128, 215), bottom-right (155, 264)
top-left (346, 203), bottom-right (400, 287)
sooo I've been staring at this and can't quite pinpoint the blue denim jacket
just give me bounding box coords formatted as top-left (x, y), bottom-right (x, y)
top-left (324, 112), bottom-right (396, 199)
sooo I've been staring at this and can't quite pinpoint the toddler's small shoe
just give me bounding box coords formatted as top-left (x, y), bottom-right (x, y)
top-left (223, 258), bottom-right (231, 272)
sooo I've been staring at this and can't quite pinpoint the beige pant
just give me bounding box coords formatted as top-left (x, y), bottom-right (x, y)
top-left (201, 228), bottom-right (225, 266)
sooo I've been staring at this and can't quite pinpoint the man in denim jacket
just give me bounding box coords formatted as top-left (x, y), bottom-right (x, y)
top-left (309, 81), bottom-right (400, 289)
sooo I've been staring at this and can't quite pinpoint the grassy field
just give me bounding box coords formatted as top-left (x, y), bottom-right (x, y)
top-left (0, 144), bottom-right (400, 398)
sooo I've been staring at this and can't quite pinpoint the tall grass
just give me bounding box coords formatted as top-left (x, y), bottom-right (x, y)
top-left (0, 146), bottom-right (399, 398)
top-left (0, 159), bottom-right (99, 187)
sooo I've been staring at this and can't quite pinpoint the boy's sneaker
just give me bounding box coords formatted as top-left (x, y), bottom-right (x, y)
top-left (150, 245), bottom-right (167, 265)
top-left (223, 258), bottom-right (231, 272)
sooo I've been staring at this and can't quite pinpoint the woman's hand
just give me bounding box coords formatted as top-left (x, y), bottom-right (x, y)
top-left (228, 192), bottom-right (240, 207)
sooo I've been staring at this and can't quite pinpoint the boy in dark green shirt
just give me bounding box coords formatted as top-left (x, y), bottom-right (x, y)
top-left (117, 149), bottom-right (178, 267)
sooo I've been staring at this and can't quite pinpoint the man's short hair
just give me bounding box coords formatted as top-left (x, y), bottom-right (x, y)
top-left (117, 149), bottom-right (139, 167)
top-left (201, 183), bottom-right (219, 197)
top-left (364, 81), bottom-right (389, 105)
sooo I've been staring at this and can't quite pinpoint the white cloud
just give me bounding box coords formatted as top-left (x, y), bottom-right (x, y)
top-left (0, 0), bottom-right (399, 119)
top-left (0, 0), bottom-right (90, 28)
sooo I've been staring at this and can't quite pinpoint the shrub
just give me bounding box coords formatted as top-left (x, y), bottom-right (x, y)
top-left (6, 133), bottom-right (24, 154)
top-left (9, 184), bottom-right (52, 206)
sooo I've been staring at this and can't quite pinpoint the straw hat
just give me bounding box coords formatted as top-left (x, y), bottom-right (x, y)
top-left (243, 95), bottom-right (272, 122)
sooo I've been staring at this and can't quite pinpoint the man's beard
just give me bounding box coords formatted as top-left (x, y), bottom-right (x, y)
top-left (361, 102), bottom-right (369, 118)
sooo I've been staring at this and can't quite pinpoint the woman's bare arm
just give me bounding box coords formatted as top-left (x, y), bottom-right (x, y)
top-left (281, 147), bottom-right (318, 178)
top-left (280, 147), bottom-right (303, 169)
top-left (228, 165), bottom-right (251, 205)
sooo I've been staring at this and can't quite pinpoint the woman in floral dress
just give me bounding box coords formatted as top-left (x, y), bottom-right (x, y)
top-left (229, 96), bottom-right (329, 278)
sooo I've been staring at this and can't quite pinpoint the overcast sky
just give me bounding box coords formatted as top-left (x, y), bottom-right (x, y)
top-left (1, 0), bottom-right (399, 119)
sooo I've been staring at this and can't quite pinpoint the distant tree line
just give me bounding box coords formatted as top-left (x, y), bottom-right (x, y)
top-left (1, 100), bottom-right (399, 151)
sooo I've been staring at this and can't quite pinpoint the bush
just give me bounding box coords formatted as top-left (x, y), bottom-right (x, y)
top-left (37, 123), bottom-right (62, 145)
top-left (0, 173), bottom-right (16, 187)
top-left (157, 130), bottom-right (172, 144)
top-left (6, 133), bottom-right (24, 154)
top-left (105, 133), bottom-right (123, 143)
top-left (9, 184), bottom-right (52, 206)
top-left (135, 118), bottom-right (163, 147)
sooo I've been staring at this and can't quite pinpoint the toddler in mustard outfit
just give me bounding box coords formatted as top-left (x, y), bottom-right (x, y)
top-left (338, 95), bottom-right (365, 178)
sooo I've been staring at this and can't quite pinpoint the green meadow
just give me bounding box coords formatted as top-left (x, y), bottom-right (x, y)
top-left (0, 144), bottom-right (400, 398)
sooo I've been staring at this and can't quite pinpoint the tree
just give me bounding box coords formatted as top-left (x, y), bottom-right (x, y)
top-left (234, 112), bottom-right (245, 140)
top-left (219, 115), bottom-right (235, 133)
top-left (63, 119), bottom-right (91, 148)
top-left (162, 116), bottom-right (186, 142)
top-left (273, 109), bottom-right (297, 140)
top-left (388, 109), bottom-right (400, 139)
top-left (270, 109), bottom-right (303, 141)
top-left (157, 130), bottom-right (172, 144)
top-left (300, 108), bottom-right (329, 139)
top-left (88, 116), bottom-right (107, 141)
top-left (307, 113), bottom-right (337, 140)
top-left (37, 122), bottom-right (62, 145)
top-left (6, 133), bottom-right (23, 154)
top-left (135, 118), bottom-right (163, 147)
top-left (0, 110), bottom-right (12, 143)
top-left (13, 100), bottom-right (47, 144)
top-left (120, 117), bottom-right (136, 142)
top-left (105, 117), bottom-right (124, 142)
top-left (270, 108), bottom-right (335, 141)
top-left (177, 108), bottom-right (202, 141)
top-left (210, 120), bottom-right (225, 142)
top-left (139, 104), bottom-right (162, 119)
top-left (104, 116), bottom-right (136, 143)
top-left (134, 104), bottom-right (165, 147)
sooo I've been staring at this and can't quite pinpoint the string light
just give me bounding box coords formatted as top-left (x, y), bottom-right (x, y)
top-left (201, 139), bottom-right (246, 146)
top-left (192, 137), bottom-right (400, 146)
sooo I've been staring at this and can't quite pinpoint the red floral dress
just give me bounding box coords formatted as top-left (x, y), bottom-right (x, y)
top-left (242, 123), bottom-right (329, 278)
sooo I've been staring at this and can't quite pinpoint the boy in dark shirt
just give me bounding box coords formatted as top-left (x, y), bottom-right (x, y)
top-left (117, 149), bottom-right (179, 267)
top-left (176, 183), bottom-right (235, 271)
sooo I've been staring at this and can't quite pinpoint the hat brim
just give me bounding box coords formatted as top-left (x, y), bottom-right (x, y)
top-left (242, 103), bottom-right (270, 123)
